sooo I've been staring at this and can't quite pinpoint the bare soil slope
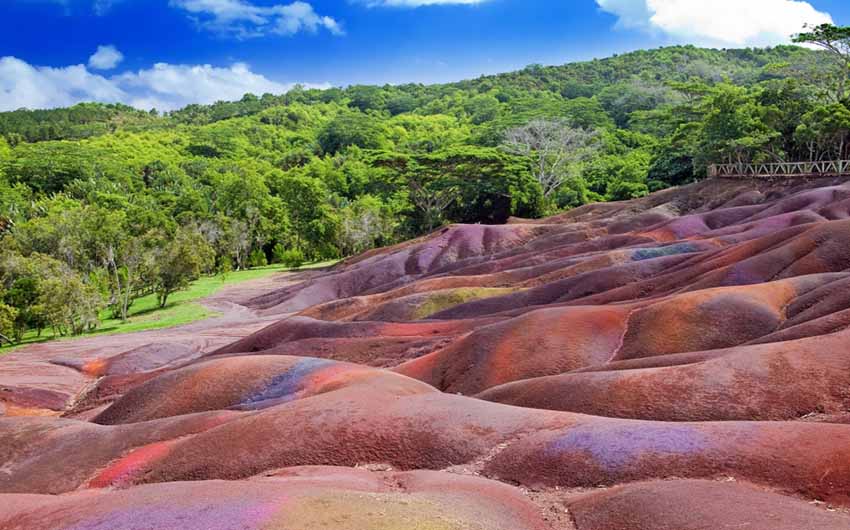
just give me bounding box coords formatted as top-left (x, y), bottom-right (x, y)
top-left (3, 177), bottom-right (850, 529)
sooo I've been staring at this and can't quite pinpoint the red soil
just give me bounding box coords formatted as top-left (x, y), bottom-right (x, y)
top-left (568, 479), bottom-right (850, 530)
top-left (3, 177), bottom-right (850, 528)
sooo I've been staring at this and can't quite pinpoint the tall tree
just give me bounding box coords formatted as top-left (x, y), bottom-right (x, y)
top-left (0, 296), bottom-right (17, 345)
top-left (794, 24), bottom-right (850, 100)
top-left (695, 84), bottom-right (782, 167)
top-left (408, 179), bottom-right (460, 232)
top-left (152, 227), bottom-right (214, 308)
top-left (502, 119), bottom-right (599, 199)
top-left (795, 103), bottom-right (850, 160)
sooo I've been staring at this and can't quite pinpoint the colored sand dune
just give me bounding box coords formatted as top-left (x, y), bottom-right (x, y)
top-left (4, 177), bottom-right (850, 528)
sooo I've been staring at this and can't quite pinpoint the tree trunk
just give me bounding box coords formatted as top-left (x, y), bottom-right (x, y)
top-left (121, 271), bottom-right (133, 322)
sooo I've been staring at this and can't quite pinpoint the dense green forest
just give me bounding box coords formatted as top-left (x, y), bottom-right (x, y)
top-left (2, 27), bottom-right (850, 341)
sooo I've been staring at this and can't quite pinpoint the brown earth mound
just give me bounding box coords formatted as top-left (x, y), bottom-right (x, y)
top-left (3, 177), bottom-right (850, 528)
top-left (568, 479), bottom-right (850, 530)
top-left (0, 467), bottom-right (550, 530)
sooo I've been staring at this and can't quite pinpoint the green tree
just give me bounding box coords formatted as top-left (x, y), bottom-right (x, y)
top-left (795, 103), bottom-right (850, 160)
top-left (0, 297), bottom-right (17, 345)
top-left (1, 252), bottom-right (102, 338)
top-left (386, 93), bottom-right (418, 116)
top-left (338, 195), bottom-right (398, 255)
top-left (793, 24), bottom-right (850, 100)
top-left (249, 248), bottom-right (268, 267)
top-left (598, 80), bottom-right (674, 128)
top-left (695, 84), bottom-right (781, 168)
top-left (109, 234), bottom-right (159, 321)
top-left (152, 227), bottom-right (215, 308)
top-left (4, 276), bottom-right (46, 340)
top-left (218, 255), bottom-right (233, 280)
top-left (347, 85), bottom-right (387, 112)
top-left (272, 174), bottom-right (340, 258)
top-left (318, 112), bottom-right (385, 154)
top-left (0, 136), bottom-right (10, 164)
top-left (409, 147), bottom-right (544, 225)
top-left (464, 94), bottom-right (502, 125)
top-left (39, 272), bottom-right (104, 336)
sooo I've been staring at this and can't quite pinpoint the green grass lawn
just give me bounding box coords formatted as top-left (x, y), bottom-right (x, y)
top-left (0, 260), bottom-right (336, 353)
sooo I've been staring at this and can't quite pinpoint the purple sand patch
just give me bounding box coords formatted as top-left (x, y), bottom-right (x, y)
top-left (724, 262), bottom-right (768, 286)
top-left (631, 243), bottom-right (702, 262)
top-left (63, 499), bottom-right (281, 530)
top-left (666, 216), bottom-right (711, 238)
top-left (237, 358), bottom-right (336, 410)
top-left (546, 423), bottom-right (709, 470)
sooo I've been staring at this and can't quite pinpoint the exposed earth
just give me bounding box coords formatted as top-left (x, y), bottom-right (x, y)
top-left (3, 177), bottom-right (850, 529)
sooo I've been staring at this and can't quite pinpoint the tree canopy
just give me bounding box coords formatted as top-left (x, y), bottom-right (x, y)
top-left (1, 38), bottom-right (848, 340)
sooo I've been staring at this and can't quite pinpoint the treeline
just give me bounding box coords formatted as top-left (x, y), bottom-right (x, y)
top-left (0, 103), bottom-right (161, 144)
top-left (2, 32), bottom-right (850, 341)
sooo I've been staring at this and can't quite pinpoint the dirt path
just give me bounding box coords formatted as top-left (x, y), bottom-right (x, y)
top-left (0, 269), bottom-right (312, 417)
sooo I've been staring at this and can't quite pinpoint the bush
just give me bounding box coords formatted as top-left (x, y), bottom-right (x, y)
top-left (607, 179), bottom-right (649, 201)
top-left (248, 248), bottom-right (268, 268)
top-left (279, 248), bottom-right (305, 269)
top-left (39, 274), bottom-right (104, 336)
top-left (0, 300), bottom-right (18, 344)
top-left (218, 255), bottom-right (233, 279)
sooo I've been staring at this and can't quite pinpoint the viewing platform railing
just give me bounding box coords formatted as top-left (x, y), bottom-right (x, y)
top-left (709, 160), bottom-right (850, 179)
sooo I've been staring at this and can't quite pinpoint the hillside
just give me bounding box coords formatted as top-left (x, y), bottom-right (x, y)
top-left (3, 43), bottom-right (846, 346)
top-left (0, 45), bottom-right (817, 137)
top-left (3, 176), bottom-right (850, 529)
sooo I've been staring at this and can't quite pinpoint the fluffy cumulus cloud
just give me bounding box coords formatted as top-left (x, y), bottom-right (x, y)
top-left (88, 45), bottom-right (124, 70)
top-left (0, 57), bottom-right (125, 111)
top-left (0, 56), bottom-right (322, 112)
top-left (115, 62), bottom-right (298, 109)
top-left (169, 0), bottom-right (344, 38)
top-left (597, 0), bottom-right (833, 46)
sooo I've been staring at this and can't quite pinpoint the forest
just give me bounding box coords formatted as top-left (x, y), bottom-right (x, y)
top-left (1, 24), bottom-right (849, 342)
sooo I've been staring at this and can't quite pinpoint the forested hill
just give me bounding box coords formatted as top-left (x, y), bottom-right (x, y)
top-left (0, 42), bottom-right (847, 340)
top-left (0, 45), bottom-right (817, 140)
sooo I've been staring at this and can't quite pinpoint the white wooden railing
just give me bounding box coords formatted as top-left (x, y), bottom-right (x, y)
top-left (709, 160), bottom-right (850, 179)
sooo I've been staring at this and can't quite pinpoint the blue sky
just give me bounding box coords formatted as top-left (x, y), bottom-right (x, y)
top-left (2, 0), bottom-right (849, 111)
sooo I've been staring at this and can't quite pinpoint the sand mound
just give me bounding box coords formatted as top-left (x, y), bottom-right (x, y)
top-left (5, 177), bottom-right (850, 526)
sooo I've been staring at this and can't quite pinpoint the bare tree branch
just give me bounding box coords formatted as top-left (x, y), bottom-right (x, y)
top-left (409, 180), bottom-right (460, 232)
top-left (501, 119), bottom-right (599, 198)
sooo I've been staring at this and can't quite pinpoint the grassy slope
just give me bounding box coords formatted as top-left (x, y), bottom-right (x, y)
top-left (0, 261), bottom-right (335, 352)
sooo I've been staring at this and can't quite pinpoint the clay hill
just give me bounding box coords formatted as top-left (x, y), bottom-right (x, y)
top-left (4, 176), bottom-right (850, 529)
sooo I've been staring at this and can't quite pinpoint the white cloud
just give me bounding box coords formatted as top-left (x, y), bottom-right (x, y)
top-left (357, 0), bottom-right (488, 6)
top-left (0, 56), bottom-right (325, 112)
top-left (88, 45), bottom-right (124, 70)
top-left (597, 0), bottom-right (833, 47)
top-left (0, 57), bottom-right (125, 111)
top-left (169, 0), bottom-right (344, 38)
top-left (15, 0), bottom-right (124, 16)
top-left (93, 0), bottom-right (124, 15)
top-left (595, 0), bottom-right (653, 30)
top-left (115, 62), bottom-right (298, 110)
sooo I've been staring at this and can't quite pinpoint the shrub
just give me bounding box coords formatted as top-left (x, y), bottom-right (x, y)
top-left (0, 300), bottom-right (18, 344)
top-left (248, 248), bottom-right (268, 268)
top-left (279, 248), bottom-right (305, 269)
top-left (271, 243), bottom-right (287, 264)
top-left (218, 255), bottom-right (233, 280)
